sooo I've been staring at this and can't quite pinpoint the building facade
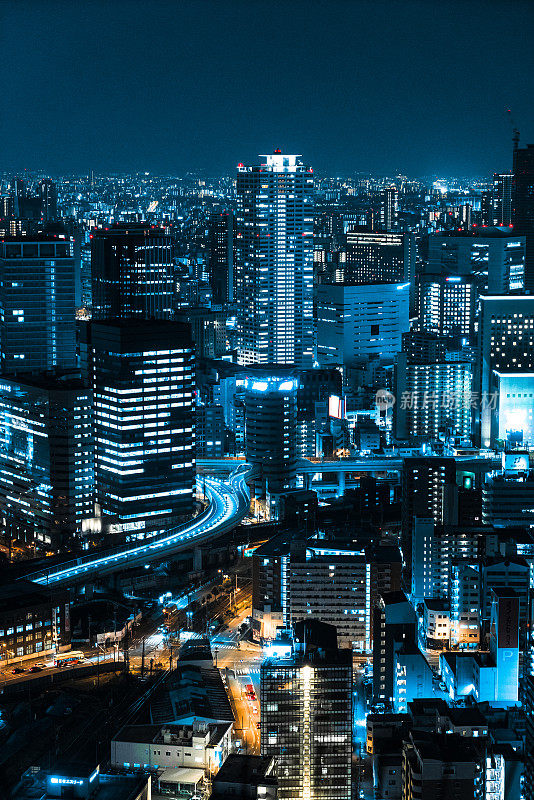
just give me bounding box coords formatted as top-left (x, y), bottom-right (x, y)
top-left (235, 152), bottom-right (314, 367)
top-left (91, 320), bottom-right (195, 538)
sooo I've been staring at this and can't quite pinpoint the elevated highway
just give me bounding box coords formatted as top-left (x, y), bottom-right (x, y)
top-left (25, 465), bottom-right (253, 588)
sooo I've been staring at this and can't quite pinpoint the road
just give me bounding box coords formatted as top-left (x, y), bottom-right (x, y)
top-left (24, 467), bottom-right (252, 587)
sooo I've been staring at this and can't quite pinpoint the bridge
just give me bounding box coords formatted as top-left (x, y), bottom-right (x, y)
top-left (25, 465), bottom-right (253, 588)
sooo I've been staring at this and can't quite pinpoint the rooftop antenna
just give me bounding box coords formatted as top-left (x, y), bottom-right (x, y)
top-left (506, 108), bottom-right (520, 151)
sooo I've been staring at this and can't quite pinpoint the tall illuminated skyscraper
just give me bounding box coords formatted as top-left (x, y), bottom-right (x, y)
top-left (0, 234), bottom-right (76, 375)
top-left (91, 319), bottom-right (195, 538)
top-left (235, 151), bottom-right (314, 367)
top-left (260, 620), bottom-right (352, 800)
top-left (91, 223), bottom-right (174, 321)
top-left (513, 143), bottom-right (534, 290)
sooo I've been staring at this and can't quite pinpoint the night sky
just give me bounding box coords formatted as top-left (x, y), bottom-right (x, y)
top-left (1, 0), bottom-right (533, 177)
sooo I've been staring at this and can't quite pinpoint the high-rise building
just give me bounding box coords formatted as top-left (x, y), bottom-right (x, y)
top-left (235, 151), bottom-right (314, 367)
top-left (0, 235), bottom-right (76, 374)
top-left (91, 320), bottom-right (195, 538)
top-left (372, 591), bottom-right (417, 704)
top-left (91, 223), bottom-right (174, 321)
top-left (38, 179), bottom-right (58, 222)
top-left (427, 228), bottom-right (526, 293)
top-left (394, 354), bottom-right (472, 441)
top-left (244, 375), bottom-right (298, 517)
top-left (0, 373), bottom-right (93, 551)
top-left (476, 295), bottom-right (534, 446)
top-left (380, 186), bottom-right (398, 231)
top-left (208, 210), bottom-right (234, 304)
top-left (343, 231), bottom-right (415, 285)
top-left (512, 143), bottom-right (534, 290)
top-left (316, 282), bottom-right (409, 367)
top-left (417, 275), bottom-right (477, 340)
top-left (260, 620), bottom-right (352, 800)
top-left (401, 458), bottom-right (458, 584)
top-left (492, 173), bottom-right (513, 226)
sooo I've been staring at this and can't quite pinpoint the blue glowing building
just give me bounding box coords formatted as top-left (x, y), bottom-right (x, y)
top-left (90, 319), bottom-right (195, 538)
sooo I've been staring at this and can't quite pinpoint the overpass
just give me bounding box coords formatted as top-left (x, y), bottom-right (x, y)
top-left (25, 465), bottom-right (253, 588)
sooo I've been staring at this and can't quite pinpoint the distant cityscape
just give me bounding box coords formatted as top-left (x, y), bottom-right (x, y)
top-left (0, 135), bottom-right (533, 800)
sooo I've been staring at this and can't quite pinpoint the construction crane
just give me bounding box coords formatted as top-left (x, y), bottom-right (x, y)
top-left (506, 108), bottom-right (520, 151)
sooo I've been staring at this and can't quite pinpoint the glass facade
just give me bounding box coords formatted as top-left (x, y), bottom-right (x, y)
top-left (235, 152), bottom-right (314, 368)
top-left (0, 375), bottom-right (93, 551)
top-left (92, 320), bottom-right (195, 538)
top-left (0, 237), bottom-right (76, 374)
top-left (261, 655), bottom-right (352, 800)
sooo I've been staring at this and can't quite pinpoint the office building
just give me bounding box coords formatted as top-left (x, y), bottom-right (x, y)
top-left (343, 230), bottom-right (415, 285)
top-left (316, 282), bottom-right (409, 367)
top-left (91, 320), bottom-right (195, 537)
top-left (418, 275), bottom-right (477, 340)
top-left (175, 307), bottom-right (226, 360)
top-left (260, 620), bottom-right (352, 800)
top-left (482, 470), bottom-right (534, 528)
top-left (477, 295), bottom-right (534, 446)
top-left (253, 533), bottom-right (401, 650)
top-left (411, 522), bottom-right (480, 608)
top-left (394, 355), bottom-right (472, 441)
top-left (91, 223), bottom-right (174, 321)
top-left (492, 172), bottom-right (513, 226)
top-left (0, 579), bottom-right (70, 664)
top-left (208, 210), bottom-right (234, 304)
top-left (0, 372), bottom-right (93, 551)
top-left (401, 458), bottom-right (458, 583)
top-left (427, 228), bottom-right (526, 293)
top-left (380, 186), bottom-right (398, 231)
top-left (0, 235), bottom-right (76, 374)
top-left (513, 142), bottom-right (534, 290)
top-left (401, 330), bottom-right (448, 365)
top-left (196, 403), bottom-right (225, 458)
top-left (372, 591), bottom-right (417, 704)
top-left (402, 732), bottom-right (485, 800)
top-left (244, 375), bottom-right (298, 516)
top-left (235, 151), bottom-right (314, 367)
top-left (450, 562), bottom-right (481, 649)
top-left (38, 178), bottom-right (58, 222)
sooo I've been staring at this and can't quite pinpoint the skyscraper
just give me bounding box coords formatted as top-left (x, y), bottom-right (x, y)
top-left (0, 373), bottom-right (93, 551)
top-left (38, 179), bottom-right (58, 222)
top-left (235, 151), bottom-right (314, 367)
top-left (91, 223), bottom-right (174, 321)
top-left (244, 374), bottom-right (298, 517)
top-left (476, 295), bottom-right (534, 446)
top-left (316, 281), bottom-right (409, 367)
top-left (492, 172), bottom-right (513, 226)
top-left (343, 230), bottom-right (415, 285)
top-left (0, 234), bottom-right (76, 374)
top-left (513, 143), bottom-right (534, 290)
top-left (91, 319), bottom-right (195, 537)
top-left (260, 620), bottom-right (352, 800)
top-left (380, 186), bottom-right (398, 231)
top-left (208, 210), bottom-right (234, 304)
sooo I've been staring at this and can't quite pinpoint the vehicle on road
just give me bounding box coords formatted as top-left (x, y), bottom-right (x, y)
top-left (54, 650), bottom-right (86, 668)
top-left (11, 667), bottom-right (24, 674)
top-left (29, 666), bottom-right (43, 673)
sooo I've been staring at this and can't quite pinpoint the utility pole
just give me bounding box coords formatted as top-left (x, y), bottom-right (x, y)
top-left (141, 637), bottom-right (145, 677)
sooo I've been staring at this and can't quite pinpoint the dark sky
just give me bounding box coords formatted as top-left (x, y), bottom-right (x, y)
top-left (0, 0), bottom-right (533, 177)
